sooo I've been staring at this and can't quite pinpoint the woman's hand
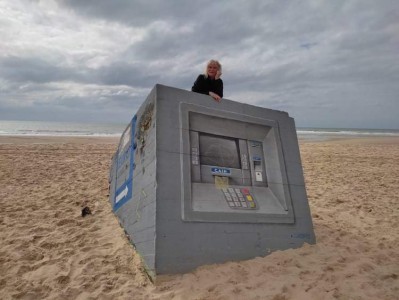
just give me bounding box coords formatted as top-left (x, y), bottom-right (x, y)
top-left (209, 91), bottom-right (222, 102)
top-left (215, 70), bottom-right (222, 80)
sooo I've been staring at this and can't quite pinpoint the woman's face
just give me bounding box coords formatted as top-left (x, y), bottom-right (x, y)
top-left (207, 63), bottom-right (219, 78)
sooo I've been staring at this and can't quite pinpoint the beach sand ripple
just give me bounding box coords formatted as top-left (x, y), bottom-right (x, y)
top-left (0, 137), bottom-right (398, 299)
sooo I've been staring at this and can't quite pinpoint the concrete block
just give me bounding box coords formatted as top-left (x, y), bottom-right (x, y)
top-left (108, 84), bottom-right (315, 279)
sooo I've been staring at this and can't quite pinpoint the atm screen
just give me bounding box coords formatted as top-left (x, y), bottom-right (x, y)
top-left (199, 133), bottom-right (241, 169)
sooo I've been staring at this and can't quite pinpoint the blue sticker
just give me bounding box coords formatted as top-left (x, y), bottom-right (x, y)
top-left (291, 233), bottom-right (311, 239)
top-left (114, 115), bottom-right (137, 211)
top-left (211, 167), bottom-right (231, 176)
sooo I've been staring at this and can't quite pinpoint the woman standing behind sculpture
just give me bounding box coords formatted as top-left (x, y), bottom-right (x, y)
top-left (192, 59), bottom-right (223, 102)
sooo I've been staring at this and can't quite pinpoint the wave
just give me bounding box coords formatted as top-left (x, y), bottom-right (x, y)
top-left (1, 121), bottom-right (397, 138)
top-left (297, 129), bottom-right (399, 137)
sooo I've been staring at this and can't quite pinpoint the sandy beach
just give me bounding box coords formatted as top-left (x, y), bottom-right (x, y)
top-left (0, 136), bottom-right (398, 300)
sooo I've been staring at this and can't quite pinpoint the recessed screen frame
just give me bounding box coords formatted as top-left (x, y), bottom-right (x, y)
top-left (199, 133), bottom-right (241, 169)
top-left (180, 102), bottom-right (294, 223)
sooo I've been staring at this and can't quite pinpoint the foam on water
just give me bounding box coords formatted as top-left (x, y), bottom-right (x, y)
top-left (1, 121), bottom-right (398, 140)
top-left (0, 120), bottom-right (125, 137)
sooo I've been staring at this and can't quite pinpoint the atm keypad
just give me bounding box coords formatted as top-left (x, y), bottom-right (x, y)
top-left (222, 188), bottom-right (257, 210)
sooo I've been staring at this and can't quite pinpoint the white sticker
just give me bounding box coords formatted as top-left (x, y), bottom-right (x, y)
top-left (255, 171), bottom-right (263, 182)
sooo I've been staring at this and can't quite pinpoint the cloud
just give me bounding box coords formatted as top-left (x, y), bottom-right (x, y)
top-left (0, 56), bottom-right (81, 84)
top-left (58, 0), bottom-right (215, 26)
top-left (0, 0), bottom-right (398, 128)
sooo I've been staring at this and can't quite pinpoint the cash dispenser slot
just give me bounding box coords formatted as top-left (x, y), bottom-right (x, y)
top-left (248, 141), bottom-right (267, 187)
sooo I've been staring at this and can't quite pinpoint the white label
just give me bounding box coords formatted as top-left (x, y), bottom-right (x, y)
top-left (255, 171), bottom-right (263, 182)
top-left (116, 186), bottom-right (129, 203)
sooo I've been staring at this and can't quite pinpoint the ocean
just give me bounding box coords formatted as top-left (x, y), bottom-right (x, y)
top-left (296, 127), bottom-right (399, 141)
top-left (0, 120), bottom-right (124, 137)
top-left (0, 120), bottom-right (398, 140)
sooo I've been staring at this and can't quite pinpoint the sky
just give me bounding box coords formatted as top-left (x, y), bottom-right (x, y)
top-left (0, 0), bottom-right (398, 129)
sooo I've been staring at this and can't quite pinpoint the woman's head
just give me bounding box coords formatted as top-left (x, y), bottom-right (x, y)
top-left (204, 59), bottom-right (222, 79)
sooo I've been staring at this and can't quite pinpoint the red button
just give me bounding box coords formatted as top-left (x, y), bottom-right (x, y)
top-left (242, 188), bottom-right (249, 195)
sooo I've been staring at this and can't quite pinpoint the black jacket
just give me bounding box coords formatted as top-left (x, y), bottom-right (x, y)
top-left (191, 74), bottom-right (223, 98)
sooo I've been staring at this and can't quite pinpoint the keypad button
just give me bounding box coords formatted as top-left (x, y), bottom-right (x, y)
top-left (223, 187), bottom-right (257, 210)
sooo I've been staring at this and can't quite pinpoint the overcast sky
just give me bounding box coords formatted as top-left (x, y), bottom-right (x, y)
top-left (1, 0), bottom-right (398, 129)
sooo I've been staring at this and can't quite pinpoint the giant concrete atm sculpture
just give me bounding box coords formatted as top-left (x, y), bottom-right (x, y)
top-left (108, 84), bottom-right (315, 279)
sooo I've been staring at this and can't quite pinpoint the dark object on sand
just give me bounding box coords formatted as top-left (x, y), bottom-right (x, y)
top-left (81, 206), bottom-right (92, 217)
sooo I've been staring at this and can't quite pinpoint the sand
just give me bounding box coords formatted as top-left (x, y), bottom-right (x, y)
top-left (0, 136), bottom-right (398, 300)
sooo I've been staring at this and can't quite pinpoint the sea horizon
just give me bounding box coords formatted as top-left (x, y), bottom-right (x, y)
top-left (0, 120), bottom-right (398, 140)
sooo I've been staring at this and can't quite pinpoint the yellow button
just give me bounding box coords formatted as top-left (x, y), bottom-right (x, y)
top-left (246, 195), bottom-right (253, 201)
top-left (249, 202), bottom-right (256, 208)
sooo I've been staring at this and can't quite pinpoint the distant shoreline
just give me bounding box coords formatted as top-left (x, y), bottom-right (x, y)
top-left (0, 135), bottom-right (120, 145)
top-left (1, 135), bottom-right (398, 145)
top-left (1, 120), bottom-right (398, 140)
